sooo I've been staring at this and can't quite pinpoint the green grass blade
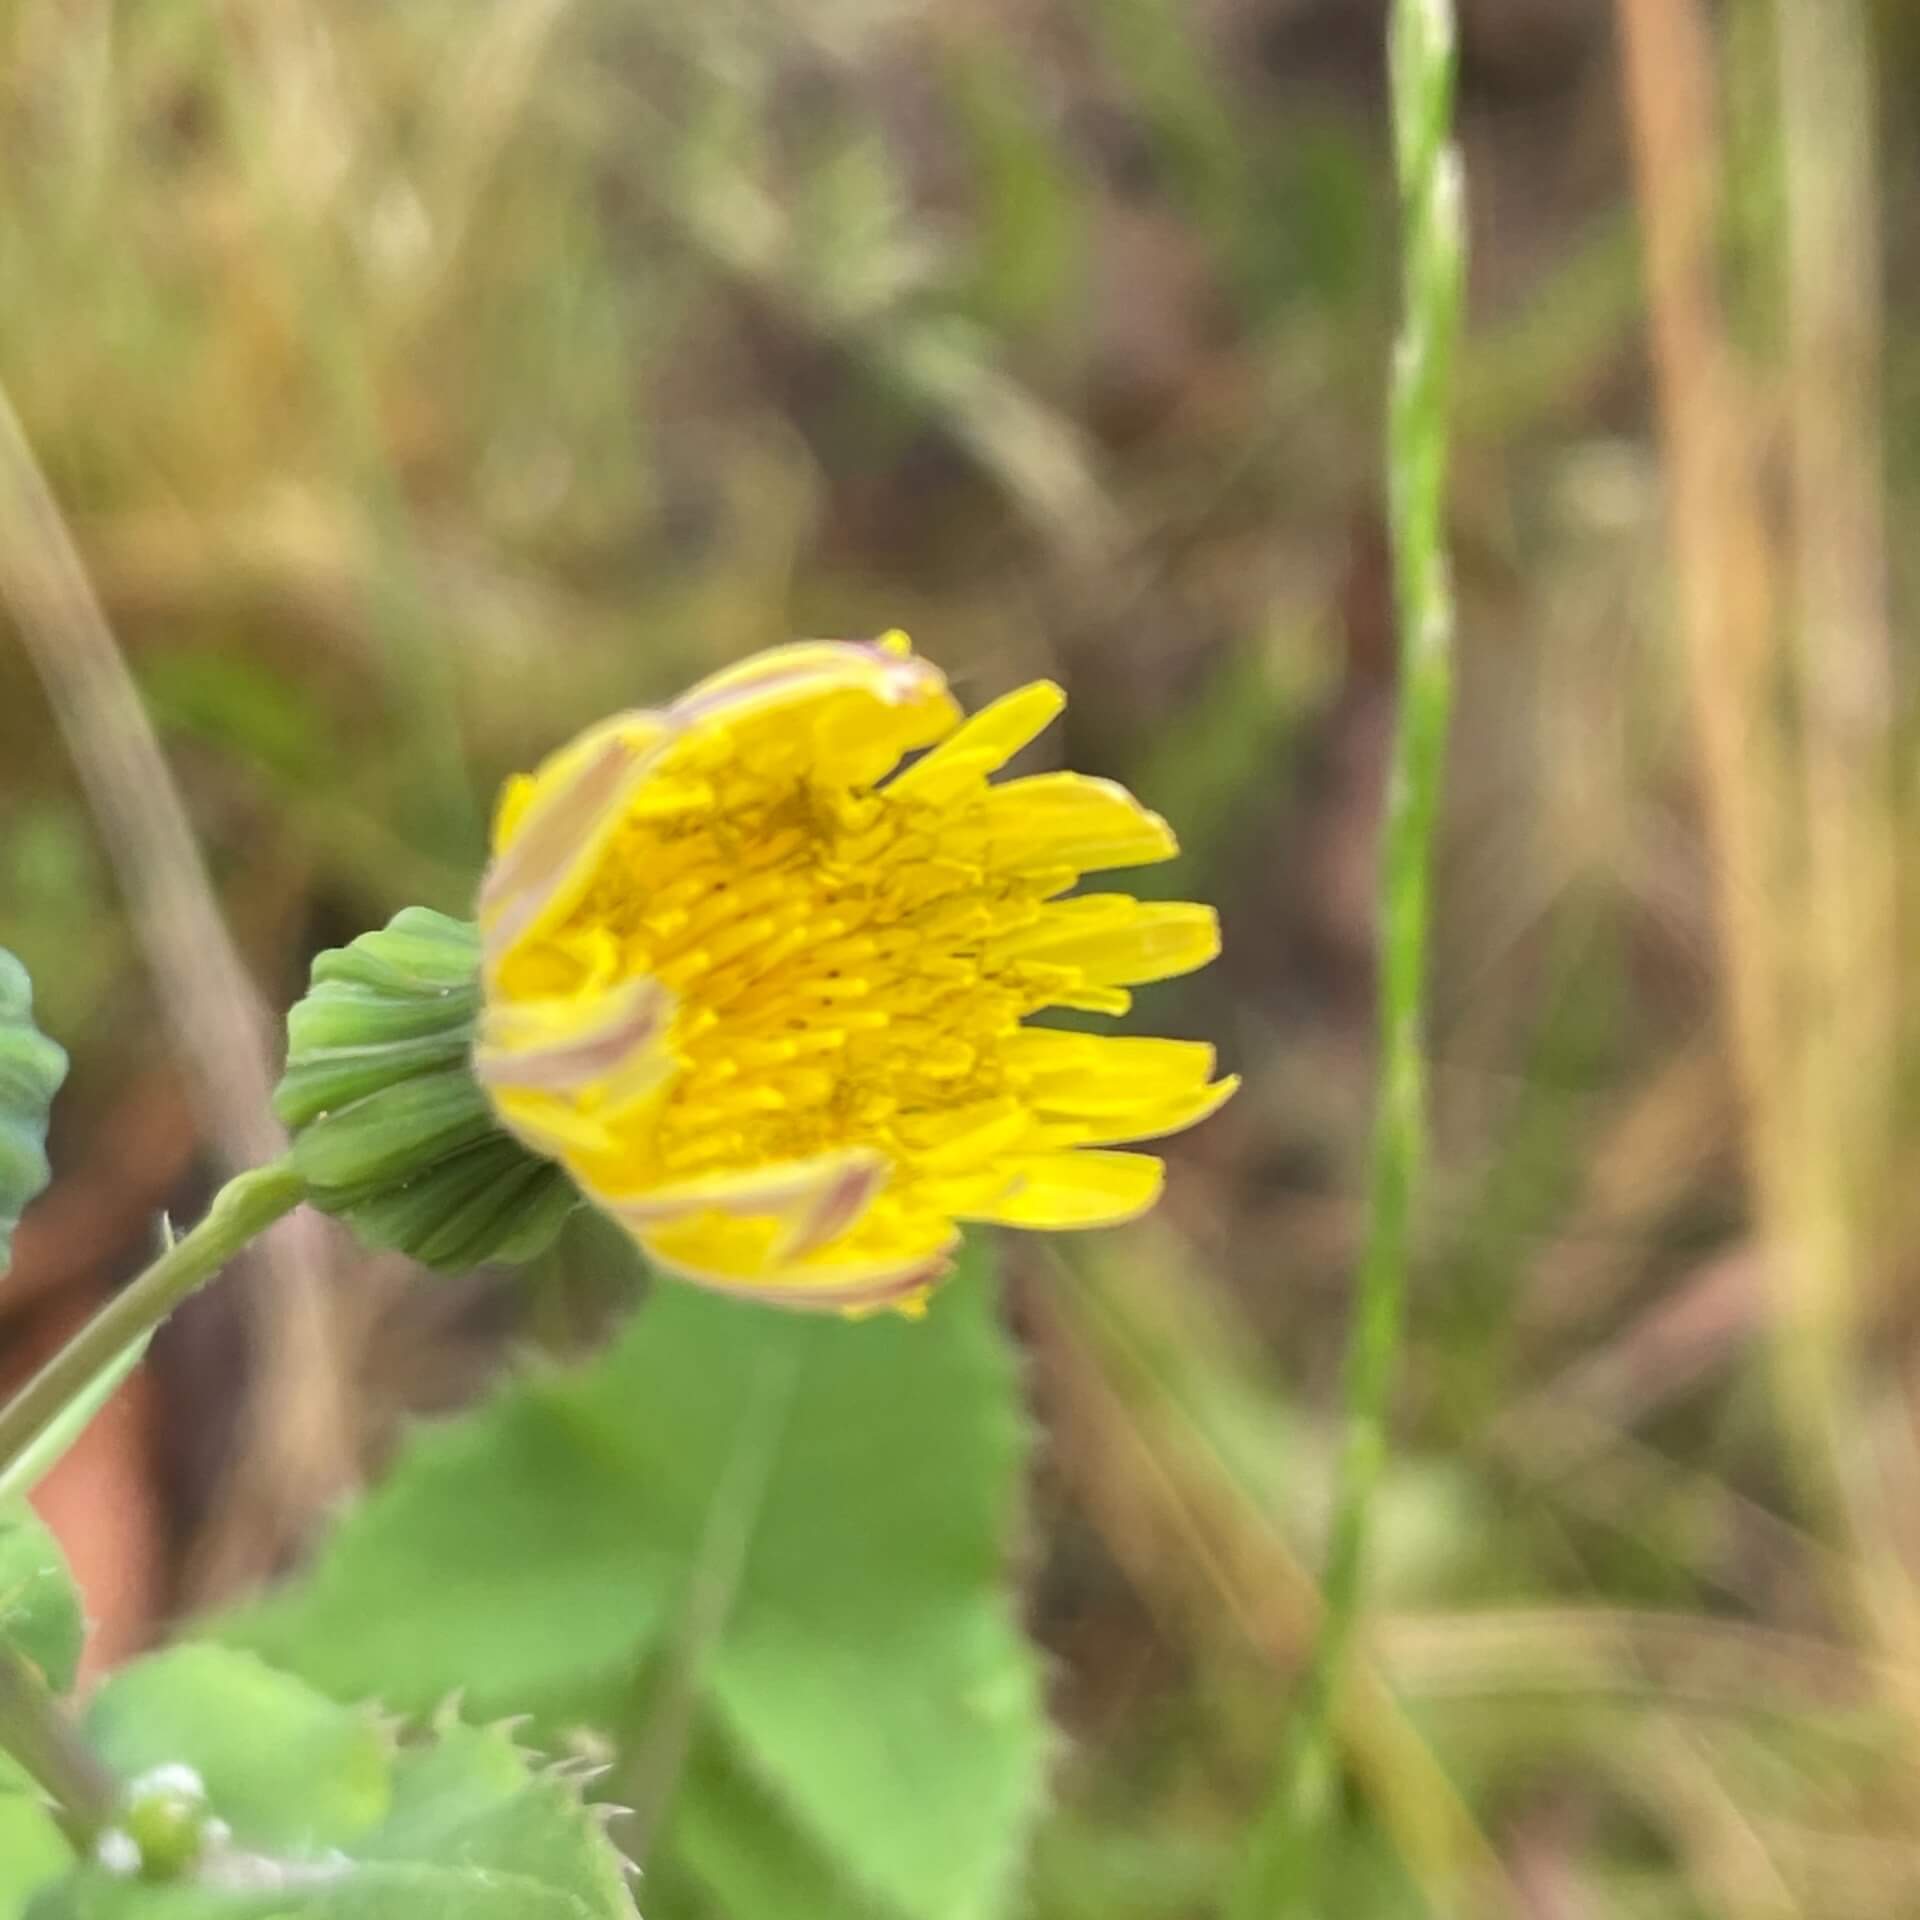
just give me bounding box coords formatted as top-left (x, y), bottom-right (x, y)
top-left (1226, 0), bottom-right (1468, 1913)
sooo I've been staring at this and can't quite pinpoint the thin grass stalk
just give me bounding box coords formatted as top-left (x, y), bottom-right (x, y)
top-left (1225, 1), bottom-right (1466, 1912)
top-left (1774, 0), bottom-right (1896, 1417)
top-left (1772, 0), bottom-right (1920, 1691)
top-left (1613, 0), bottom-right (1850, 1642)
top-left (1611, 0), bottom-right (1787, 1172)
top-left (0, 382), bottom-right (356, 1594)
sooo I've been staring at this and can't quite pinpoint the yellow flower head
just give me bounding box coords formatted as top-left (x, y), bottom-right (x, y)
top-left (474, 635), bottom-right (1235, 1313)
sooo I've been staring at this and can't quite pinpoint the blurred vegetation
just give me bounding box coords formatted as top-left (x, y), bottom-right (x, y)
top-left (6, 0), bottom-right (1920, 1914)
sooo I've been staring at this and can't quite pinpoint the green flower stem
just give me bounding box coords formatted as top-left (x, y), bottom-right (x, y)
top-left (1229, 0), bottom-right (1466, 1914)
top-left (0, 1165), bottom-right (304, 1854)
top-left (0, 1641), bottom-right (119, 1850)
top-left (0, 1160), bottom-right (308, 1489)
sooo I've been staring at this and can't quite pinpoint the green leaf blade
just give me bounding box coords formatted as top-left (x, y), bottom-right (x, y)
top-left (219, 1251), bottom-right (1047, 1919)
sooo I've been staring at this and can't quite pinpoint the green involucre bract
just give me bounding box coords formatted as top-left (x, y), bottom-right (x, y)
top-left (275, 909), bottom-right (576, 1270)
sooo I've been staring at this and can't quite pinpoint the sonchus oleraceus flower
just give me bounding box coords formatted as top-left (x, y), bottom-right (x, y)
top-left (474, 634), bottom-right (1235, 1312)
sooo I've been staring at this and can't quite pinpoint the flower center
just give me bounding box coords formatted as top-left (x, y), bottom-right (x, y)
top-left (542, 749), bottom-right (1082, 1194)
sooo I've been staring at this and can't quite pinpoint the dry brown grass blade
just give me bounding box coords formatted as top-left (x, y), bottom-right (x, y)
top-left (1490, 1246), bottom-right (1847, 1618)
top-left (1514, 1245), bottom-right (1762, 1449)
top-left (1382, 1607), bottom-right (1916, 1729)
top-left (0, 384), bottom-right (356, 1602)
top-left (1611, 0), bottom-right (1786, 1202)
top-left (1772, 0), bottom-right (1917, 1657)
top-left (1520, 1041), bottom-right (1732, 1339)
top-left (1630, 1718), bottom-right (1801, 1920)
top-left (1618, 0), bottom-right (1920, 1726)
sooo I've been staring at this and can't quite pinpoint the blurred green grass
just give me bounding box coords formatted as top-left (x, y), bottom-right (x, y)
top-left (7, 0), bottom-right (1920, 1914)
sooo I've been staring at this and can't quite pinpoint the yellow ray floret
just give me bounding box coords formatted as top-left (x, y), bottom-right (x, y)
top-left (474, 634), bottom-right (1235, 1312)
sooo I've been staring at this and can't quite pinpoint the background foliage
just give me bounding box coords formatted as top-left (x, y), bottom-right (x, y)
top-left (5, 0), bottom-right (1920, 1915)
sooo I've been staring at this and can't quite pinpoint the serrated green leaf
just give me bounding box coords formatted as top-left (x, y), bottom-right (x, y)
top-left (86, 1648), bottom-right (391, 1856)
top-left (0, 949), bottom-right (68, 1278)
top-left (33, 1652), bottom-right (635, 1920)
top-left (357, 1719), bottom-right (634, 1916)
top-left (0, 1500), bottom-right (84, 1694)
top-left (221, 1252), bottom-right (1046, 1920)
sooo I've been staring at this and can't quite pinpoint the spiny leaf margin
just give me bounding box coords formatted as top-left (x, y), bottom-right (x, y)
top-left (26, 1646), bottom-right (637, 1920)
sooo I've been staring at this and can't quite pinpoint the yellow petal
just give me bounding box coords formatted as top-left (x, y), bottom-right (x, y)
top-left (991, 893), bottom-right (1143, 955)
top-left (669, 637), bottom-right (936, 716)
top-left (963, 1150), bottom-right (1165, 1228)
top-left (1039, 983), bottom-right (1135, 1017)
top-left (672, 639), bottom-right (961, 789)
top-left (637, 1206), bottom-right (956, 1313)
top-left (885, 681), bottom-right (1065, 805)
top-left (1005, 1031), bottom-right (1241, 1152)
top-left (894, 1097), bottom-right (1034, 1172)
top-left (601, 1147), bottom-right (889, 1263)
top-left (1006, 1030), bottom-right (1219, 1099)
top-left (486, 1085), bottom-right (623, 1162)
top-left (982, 773), bottom-right (1178, 875)
top-left (481, 645), bottom-right (959, 965)
top-left (479, 725), bottom-right (665, 960)
top-left (474, 975), bottom-right (677, 1097)
top-left (1015, 901), bottom-right (1221, 986)
top-left (491, 773), bottom-right (538, 851)
top-left (489, 710), bottom-right (671, 857)
top-left (1032, 1075), bottom-right (1239, 1148)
